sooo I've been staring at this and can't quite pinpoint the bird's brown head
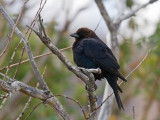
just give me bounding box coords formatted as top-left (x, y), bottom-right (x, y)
top-left (70, 28), bottom-right (97, 40)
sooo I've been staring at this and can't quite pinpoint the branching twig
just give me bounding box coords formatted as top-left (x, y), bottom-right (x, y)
top-left (0, 3), bottom-right (48, 90)
top-left (13, 0), bottom-right (47, 79)
top-left (2, 0), bottom-right (29, 83)
top-left (55, 94), bottom-right (87, 120)
top-left (16, 97), bottom-right (33, 120)
top-left (0, 46), bottom-right (72, 71)
top-left (95, 0), bottom-right (157, 119)
top-left (114, 0), bottom-right (159, 25)
top-left (95, 1), bottom-right (119, 119)
top-left (16, 66), bottom-right (46, 120)
top-left (0, 94), bottom-right (9, 110)
top-left (95, 0), bottom-right (118, 56)
top-left (0, 78), bottom-right (70, 120)
top-left (24, 102), bottom-right (42, 120)
top-left (0, 4), bottom-right (70, 120)
top-left (27, 14), bottom-right (98, 120)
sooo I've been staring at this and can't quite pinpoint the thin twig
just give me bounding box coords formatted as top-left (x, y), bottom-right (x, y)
top-left (0, 38), bottom-right (10, 57)
top-left (0, 3), bottom-right (49, 90)
top-left (0, 0), bottom-right (28, 58)
top-left (0, 93), bottom-right (9, 110)
top-left (0, 46), bottom-right (72, 71)
top-left (24, 102), bottom-right (42, 120)
top-left (0, 94), bottom-right (8, 100)
top-left (94, 17), bottom-right (102, 32)
top-left (114, 0), bottom-right (159, 25)
top-left (95, 0), bottom-right (119, 118)
top-left (2, 0), bottom-right (29, 82)
top-left (12, 0), bottom-right (48, 79)
top-left (16, 97), bottom-right (33, 120)
top-left (13, 46), bottom-right (25, 79)
top-left (29, 14), bottom-right (98, 120)
top-left (132, 106), bottom-right (135, 120)
top-left (0, 4), bottom-right (70, 120)
top-left (39, 14), bottom-right (47, 38)
top-left (26, 0), bottom-right (47, 39)
top-left (16, 66), bottom-right (46, 120)
top-left (13, 0), bottom-right (48, 79)
top-left (55, 94), bottom-right (88, 120)
top-left (125, 48), bottom-right (151, 79)
top-left (90, 48), bottom-right (151, 114)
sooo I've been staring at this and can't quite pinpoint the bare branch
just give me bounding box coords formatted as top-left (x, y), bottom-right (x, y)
top-left (0, 3), bottom-right (48, 90)
top-left (95, 0), bottom-right (118, 56)
top-left (95, 0), bottom-right (115, 32)
top-left (16, 65), bottom-right (45, 120)
top-left (0, 4), bottom-right (70, 120)
top-left (94, 17), bottom-right (102, 32)
top-left (78, 67), bottom-right (101, 74)
top-left (125, 48), bottom-right (151, 79)
top-left (114, 0), bottom-right (159, 25)
top-left (12, 0), bottom-right (48, 80)
top-left (95, 0), bottom-right (119, 119)
top-left (55, 94), bottom-right (87, 120)
top-left (0, 0), bottom-right (28, 58)
top-left (0, 38), bottom-right (9, 57)
top-left (27, 27), bottom-right (89, 83)
top-left (28, 15), bottom-right (98, 120)
top-left (0, 46), bottom-right (72, 71)
top-left (16, 96), bottom-right (33, 120)
top-left (24, 102), bottom-right (42, 120)
top-left (0, 78), bottom-right (70, 120)
top-left (0, 94), bottom-right (9, 110)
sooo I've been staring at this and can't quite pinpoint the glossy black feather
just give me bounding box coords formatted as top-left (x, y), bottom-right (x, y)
top-left (71, 28), bottom-right (126, 110)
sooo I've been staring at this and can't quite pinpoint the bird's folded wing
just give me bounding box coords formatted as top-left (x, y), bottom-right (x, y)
top-left (82, 39), bottom-right (120, 73)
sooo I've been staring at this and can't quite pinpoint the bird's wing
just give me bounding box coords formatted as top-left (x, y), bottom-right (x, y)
top-left (82, 38), bottom-right (120, 73)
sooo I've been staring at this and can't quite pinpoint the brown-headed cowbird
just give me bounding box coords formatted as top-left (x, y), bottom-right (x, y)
top-left (70, 27), bottom-right (127, 110)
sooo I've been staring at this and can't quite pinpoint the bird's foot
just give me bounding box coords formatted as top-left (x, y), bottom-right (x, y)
top-left (78, 67), bottom-right (89, 75)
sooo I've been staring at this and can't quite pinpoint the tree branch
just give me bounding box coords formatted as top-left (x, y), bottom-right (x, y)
top-left (0, 3), bottom-right (48, 90)
top-left (95, 1), bottom-right (119, 119)
top-left (114, 0), bottom-right (159, 26)
top-left (0, 76), bottom-right (70, 120)
top-left (95, 0), bottom-right (119, 56)
top-left (0, 4), bottom-right (70, 120)
top-left (27, 15), bottom-right (99, 120)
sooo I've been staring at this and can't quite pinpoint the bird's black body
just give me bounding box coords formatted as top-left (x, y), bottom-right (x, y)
top-left (70, 28), bottom-right (127, 110)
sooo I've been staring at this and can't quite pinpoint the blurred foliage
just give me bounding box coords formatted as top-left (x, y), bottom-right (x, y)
top-left (126, 0), bottom-right (133, 8)
top-left (0, 1), bottom-right (160, 120)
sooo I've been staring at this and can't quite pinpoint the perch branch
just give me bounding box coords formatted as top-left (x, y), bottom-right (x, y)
top-left (27, 14), bottom-right (99, 120)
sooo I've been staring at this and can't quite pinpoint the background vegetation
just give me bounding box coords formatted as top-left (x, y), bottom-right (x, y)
top-left (0, 0), bottom-right (160, 120)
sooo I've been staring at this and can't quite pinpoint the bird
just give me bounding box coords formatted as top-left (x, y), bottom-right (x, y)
top-left (70, 27), bottom-right (127, 110)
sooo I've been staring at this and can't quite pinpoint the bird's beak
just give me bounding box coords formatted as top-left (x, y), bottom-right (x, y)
top-left (70, 33), bottom-right (79, 38)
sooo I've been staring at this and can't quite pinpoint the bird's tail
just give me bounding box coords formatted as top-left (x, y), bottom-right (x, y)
top-left (116, 71), bottom-right (127, 82)
top-left (105, 74), bottom-right (124, 110)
